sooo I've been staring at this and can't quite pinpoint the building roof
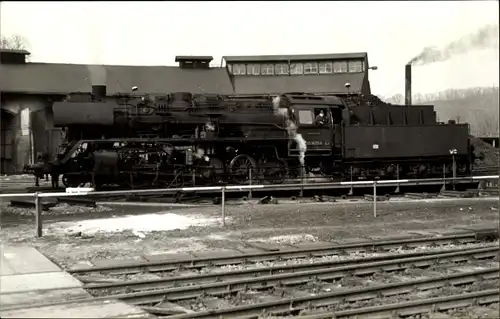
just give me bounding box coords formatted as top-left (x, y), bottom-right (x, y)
top-left (0, 52), bottom-right (369, 95)
top-left (223, 52), bottom-right (367, 63)
top-left (175, 56), bottom-right (213, 62)
top-left (0, 63), bottom-right (234, 95)
top-left (233, 73), bottom-right (365, 94)
top-left (0, 49), bottom-right (31, 55)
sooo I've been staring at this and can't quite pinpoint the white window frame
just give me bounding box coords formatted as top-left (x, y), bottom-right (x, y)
top-left (333, 61), bottom-right (348, 73)
top-left (298, 110), bottom-right (314, 125)
top-left (304, 62), bottom-right (318, 75)
top-left (275, 63), bottom-right (289, 75)
top-left (261, 64), bottom-right (274, 75)
top-left (247, 64), bottom-right (260, 75)
top-left (290, 63), bottom-right (303, 75)
top-left (232, 64), bottom-right (246, 75)
top-left (348, 60), bottom-right (364, 73)
top-left (319, 62), bottom-right (333, 74)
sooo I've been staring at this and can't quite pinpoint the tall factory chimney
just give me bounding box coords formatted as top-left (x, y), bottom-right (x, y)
top-left (405, 63), bottom-right (412, 106)
top-left (87, 65), bottom-right (107, 100)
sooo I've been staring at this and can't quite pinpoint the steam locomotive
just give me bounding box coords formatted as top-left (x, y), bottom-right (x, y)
top-left (29, 84), bottom-right (473, 189)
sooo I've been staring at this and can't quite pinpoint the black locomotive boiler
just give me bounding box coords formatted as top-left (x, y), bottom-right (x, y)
top-left (33, 84), bottom-right (473, 189)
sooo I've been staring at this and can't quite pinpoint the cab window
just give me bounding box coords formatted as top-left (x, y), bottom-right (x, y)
top-left (298, 110), bottom-right (314, 125)
top-left (314, 108), bottom-right (329, 126)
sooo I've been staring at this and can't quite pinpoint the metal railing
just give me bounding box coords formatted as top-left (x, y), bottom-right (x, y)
top-left (0, 175), bottom-right (498, 238)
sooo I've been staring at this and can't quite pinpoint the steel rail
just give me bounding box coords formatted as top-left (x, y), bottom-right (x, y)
top-left (82, 244), bottom-right (496, 293)
top-left (296, 289), bottom-right (500, 319)
top-left (97, 246), bottom-right (498, 305)
top-left (151, 268), bottom-right (499, 319)
top-left (2, 248), bottom-right (497, 313)
top-left (68, 233), bottom-right (489, 274)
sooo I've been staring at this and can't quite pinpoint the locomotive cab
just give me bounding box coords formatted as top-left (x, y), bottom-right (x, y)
top-left (286, 94), bottom-right (345, 156)
top-left (293, 107), bottom-right (334, 152)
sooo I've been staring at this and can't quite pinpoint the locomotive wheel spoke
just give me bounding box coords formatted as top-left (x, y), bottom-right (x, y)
top-left (229, 154), bottom-right (257, 184)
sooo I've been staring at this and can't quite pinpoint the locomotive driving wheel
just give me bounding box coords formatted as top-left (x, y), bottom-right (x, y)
top-left (229, 154), bottom-right (258, 184)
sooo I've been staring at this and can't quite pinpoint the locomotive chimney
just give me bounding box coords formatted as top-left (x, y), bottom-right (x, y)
top-left (405, 63), bottom-right (412, 106)
top-left (87, 65), bottom-right (107, 99)
top-left (92, 85), bottom-right (107, 99)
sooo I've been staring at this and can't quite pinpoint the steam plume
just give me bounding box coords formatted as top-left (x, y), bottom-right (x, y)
top-left (272, 96), bottom-right (307, 166)
top-left (408, 24), bottom-right (499, 65)
top-left (86, 8), bottom-right (107, 86)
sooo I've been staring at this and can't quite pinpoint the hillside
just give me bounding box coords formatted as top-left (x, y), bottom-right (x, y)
top-left (385, 87), bottom-right (499, 137)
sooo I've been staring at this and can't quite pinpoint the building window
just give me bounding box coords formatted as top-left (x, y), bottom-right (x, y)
top-left (333, 61), bottom-right (348, 73)
top-left (261, 64), bottom-right (274, 75)
top-left (290, 63), bottom-right (303, 75)
top-left (319, 62), bottom-right (333, 74)
top-left (232, 64), bottom-right (246, 75)
top-left (275, 63), bottom-right (289, 75)
top-left (348, 60), bottom-right (364, 73)
top-left (304, 62), bottom-right (318, 75)
top-left (247, 64), bottom-right (260, 75)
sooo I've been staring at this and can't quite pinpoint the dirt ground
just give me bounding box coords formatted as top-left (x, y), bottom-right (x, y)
top-left (0, 197), bottom-right (499, 269)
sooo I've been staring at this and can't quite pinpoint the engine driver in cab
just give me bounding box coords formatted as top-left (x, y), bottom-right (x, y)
top-left (315, 110), bottom-right (327, 126)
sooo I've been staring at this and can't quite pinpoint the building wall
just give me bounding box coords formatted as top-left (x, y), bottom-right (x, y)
top-left (0, 94), bottom-right (53, 174)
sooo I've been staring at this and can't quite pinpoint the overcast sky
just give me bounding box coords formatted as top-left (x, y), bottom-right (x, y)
top-left (1, 1), bottom-right (498, 98)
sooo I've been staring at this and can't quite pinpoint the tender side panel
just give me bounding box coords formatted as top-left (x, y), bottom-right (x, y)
top-left (344, 124), bottom-right (469, 159)
top-left (349, 105), bottom-right (437, 125)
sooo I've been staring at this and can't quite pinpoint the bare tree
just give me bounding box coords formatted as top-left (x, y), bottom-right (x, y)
top-left (0, 34), bottom-right (30, 50)
top-left (471, 111), bottom-right (499, 137)
top-left (384, 93), bottom-right (404, 104)
top-left (383, 87), bottom-right (499, 136)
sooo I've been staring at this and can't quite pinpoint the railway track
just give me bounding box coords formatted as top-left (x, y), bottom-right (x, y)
top-left (83, 246), bottom-right (498, 304)
top-left (81, 243), bottom-right (498, 291)
top-left (3, 235), bottom-right (498, 318)
top-left (80, 244), bottom-right (495, 291)
top-left (65, 245), bottom-right (498, 318)
top-left (231, 289), bottom-right (500, 319)
top-left (134, 266), bottom-right (498, 318)
top-left (68, 232), bottom-right (495, 276)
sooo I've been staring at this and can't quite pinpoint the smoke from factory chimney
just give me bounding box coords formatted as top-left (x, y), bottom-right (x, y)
top-left (405, 64), bottom-right (412, 106)
top-left (408, 24), bottom-right (498, 66)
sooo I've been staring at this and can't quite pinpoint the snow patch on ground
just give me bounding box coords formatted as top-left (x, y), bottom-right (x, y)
top-left (50, 212), bottom-right (222, 235)
top-left (251, 234), bottom-right (318, 245)
top-left (0, 174), bottom-right (34, 181)
top-left (1, 203), bottom-right (112, 216)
